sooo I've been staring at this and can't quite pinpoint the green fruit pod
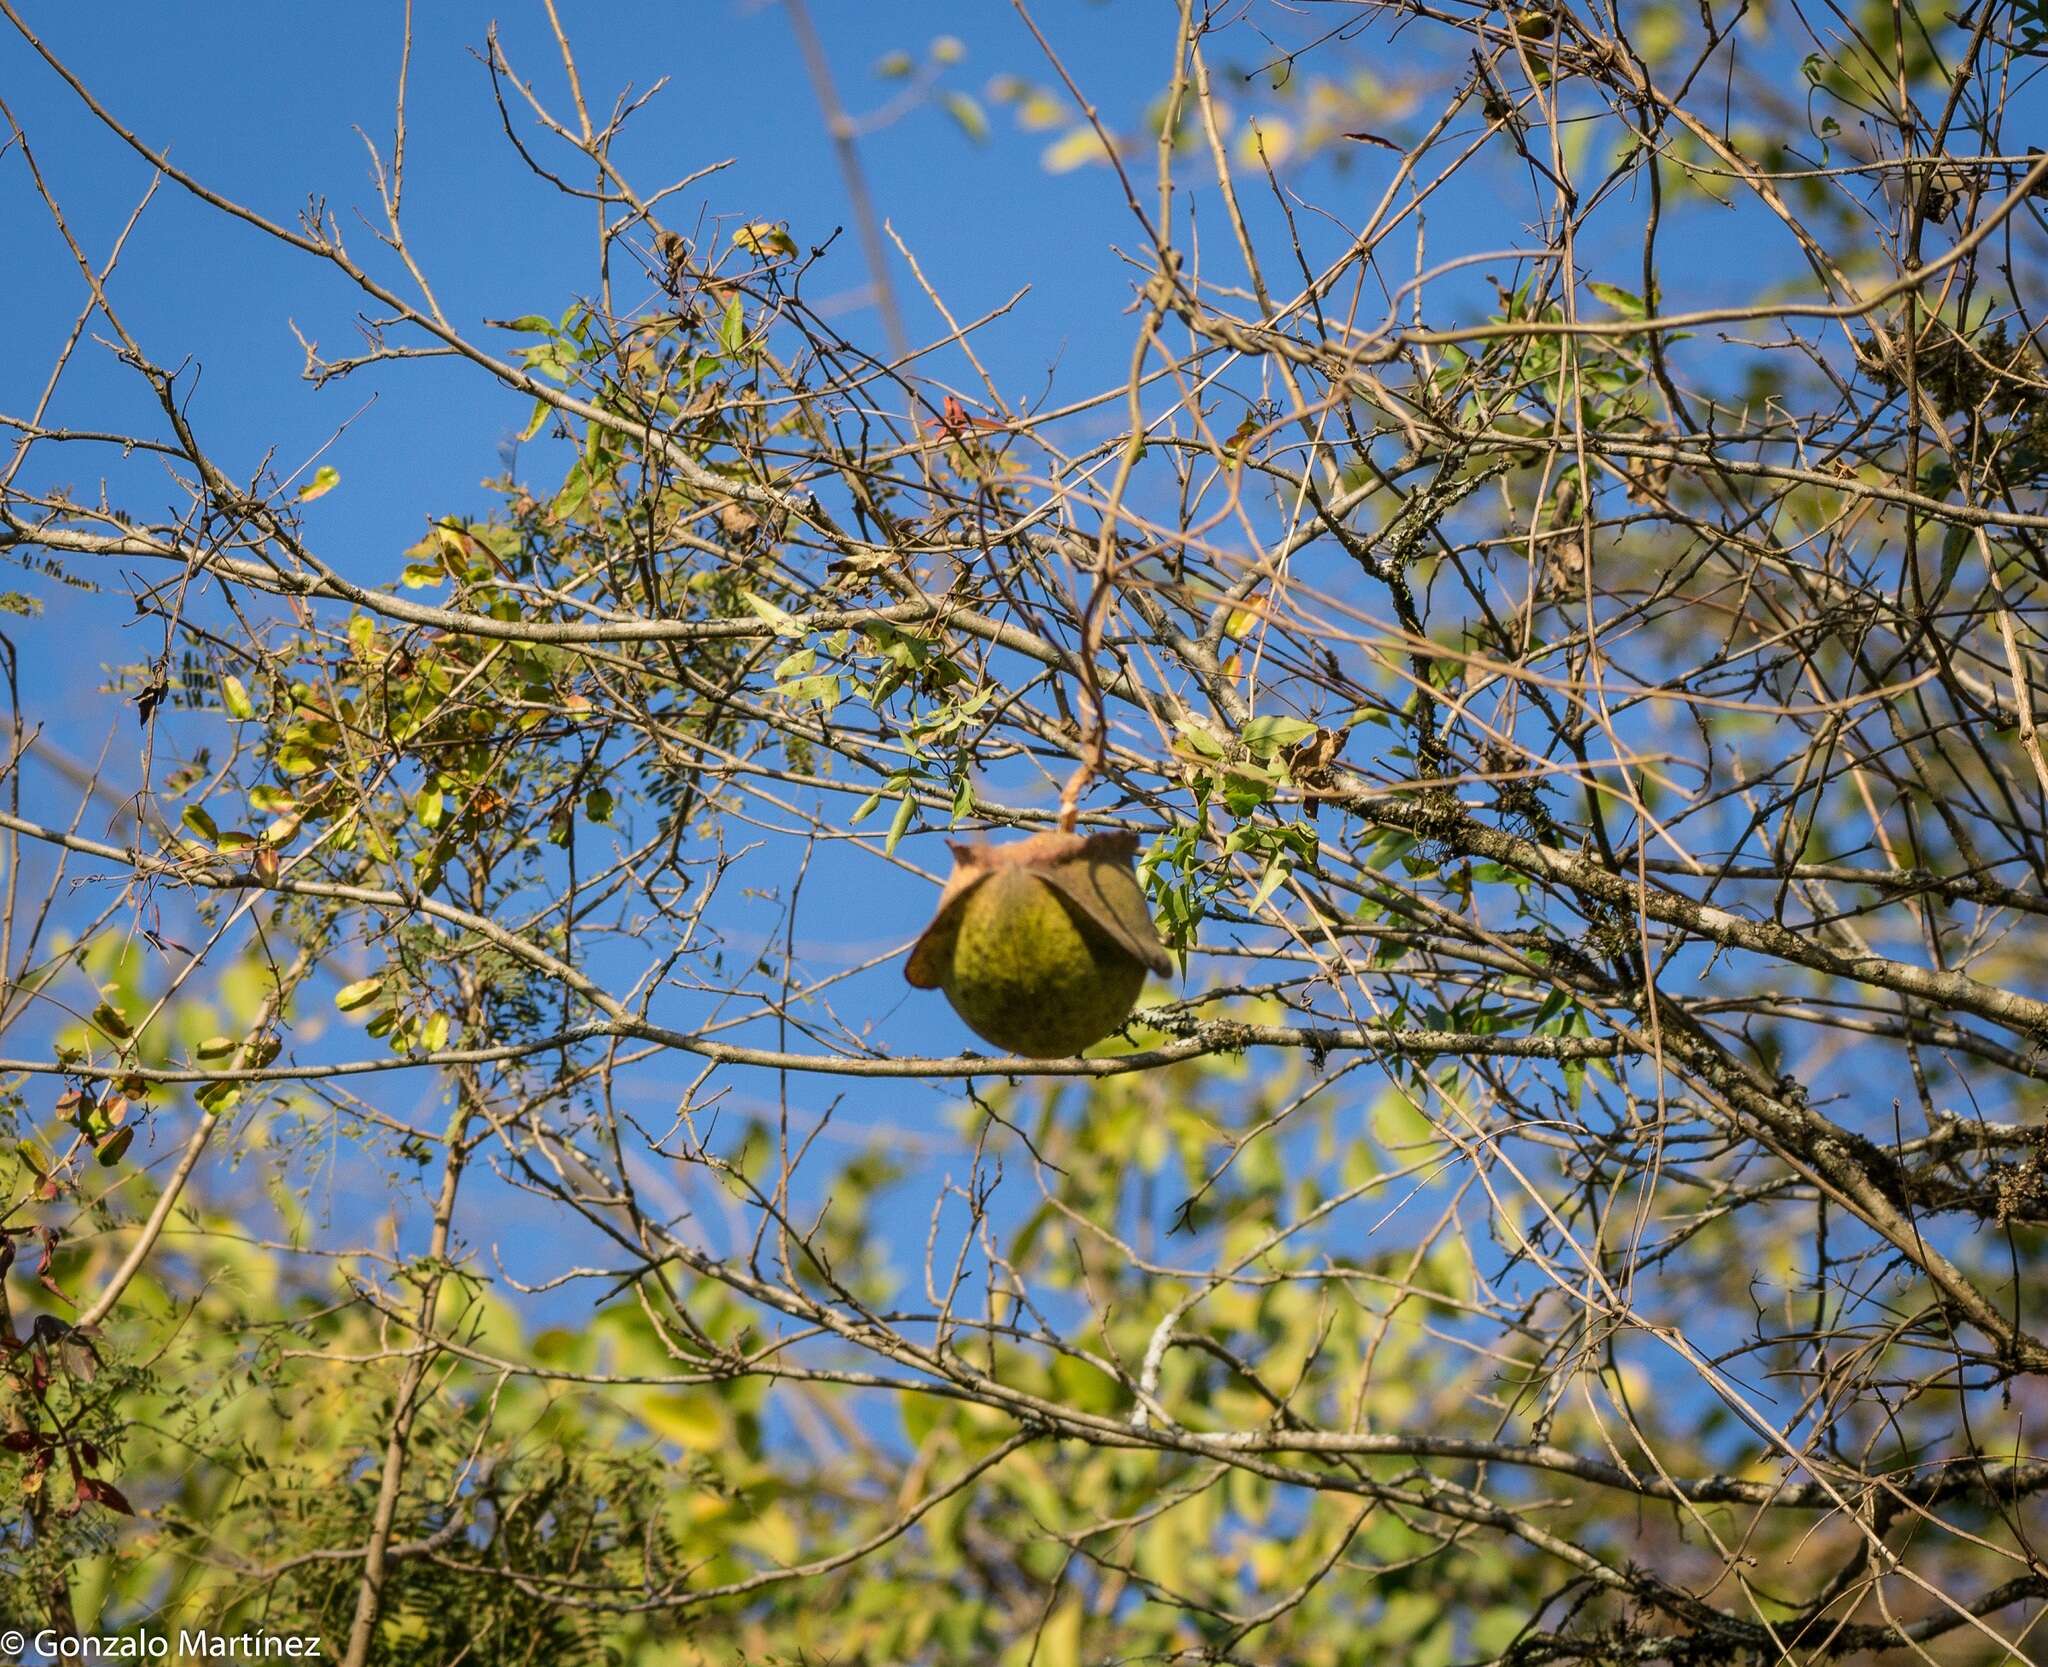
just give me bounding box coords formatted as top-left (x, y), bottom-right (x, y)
top-left (905, 829), bottom-right (1173, 1058)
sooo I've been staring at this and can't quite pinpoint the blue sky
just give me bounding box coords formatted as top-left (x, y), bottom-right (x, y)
top-left (5, 2), bottom-right (1169, 559)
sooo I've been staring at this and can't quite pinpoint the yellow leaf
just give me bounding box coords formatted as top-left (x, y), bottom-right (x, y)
top-left (1018, 90), bottom-right (1066, 132)
top-left (637, 1390), bottom-right (727, 1452)
top-left (1235, 116), bottom-right (1294, 167)
top-left (733, 1501), bottom-right (801, 1565)
top-left (1001, 1600), bottom-right (1080, 1667)
top-left (742, 591), bottom-right (804, 637)
top-left (295, 465), bottom-right (341, 504)
top-left (1042, 125), bottom-right (1112, 173)
top-left (732, 221), bottom-right (797, 259)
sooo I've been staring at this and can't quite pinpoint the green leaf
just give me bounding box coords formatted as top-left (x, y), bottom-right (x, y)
top-left (1222, 773), bottom-right (1276, 816)
top-left (181, 804), bottom-right (221, 844)
top-left (195, 1080), bottom-right (240, 1113)
top-left (91, 1001), bottom-right (134, 1041)
top-left (585, 787), bottom-right (615, 823)
top-left (885, 790), bottom-right (916, 856)
top-left (782, 674), bottom-right (840, 710)
top-left (551, 460), bottom-right (594, 524)
top-left (1175, 717), bottom-right (1228, 760)
top-left (1938, 522), bottom-right (1973, 594)
top-left (719, 298), bottom-right (746, 356)
top-left (1247, 856), bottom-right (1292, 912)
top-left (295, 465), bottom-right (341, 504)
top-left (96, 1126), bottom-right (134, 1166)
top-left (334, 977), bottom-right (386, 1013)
top-left (1241, 715), bottom-right (1320, 757)
top-left (220, 675), bottom-right (255, 720)
top-left (1587, 281), bottom-right (1646, 318)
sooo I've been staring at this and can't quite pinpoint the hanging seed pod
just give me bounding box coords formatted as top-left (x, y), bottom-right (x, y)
top-left (905, 830), bottom-right (1173, 1058)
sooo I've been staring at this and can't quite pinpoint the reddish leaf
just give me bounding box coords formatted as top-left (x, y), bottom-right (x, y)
top-left (74, 1474), bottom-right (135, 1515)
top-left (35, 1228), bottom-right (67, 1304)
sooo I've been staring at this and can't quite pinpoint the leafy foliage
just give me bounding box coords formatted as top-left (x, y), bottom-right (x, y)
top-left (2, 1), bottom-right (2047, 1663)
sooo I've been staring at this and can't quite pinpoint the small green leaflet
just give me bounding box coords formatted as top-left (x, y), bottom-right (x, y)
top-left (1586, 282), bottom-right (1646, 319)
top-left (334, 977), bottom-right (385, 1012)
top-left (886, 790), bottom-right (916, 855)
top-left (743, 592), bottom-right (805, 636)
top-left (1240, 715), bottom-right (1319, 758)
